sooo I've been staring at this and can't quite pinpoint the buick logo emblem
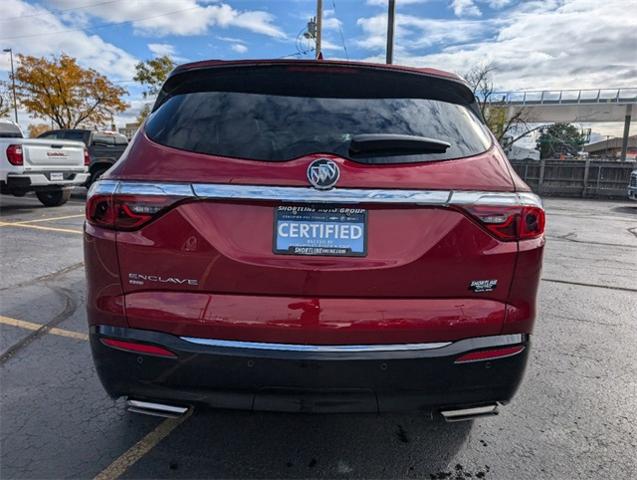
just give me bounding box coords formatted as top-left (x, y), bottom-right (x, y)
top-left (307, 159), bottom-right (340, 190)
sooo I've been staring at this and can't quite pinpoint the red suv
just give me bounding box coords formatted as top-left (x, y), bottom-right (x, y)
top-left (85, 60), bottom-right (544, 420)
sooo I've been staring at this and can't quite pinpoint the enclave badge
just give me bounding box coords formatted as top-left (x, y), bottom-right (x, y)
top-left (307, 159), bottom-right (340, 190)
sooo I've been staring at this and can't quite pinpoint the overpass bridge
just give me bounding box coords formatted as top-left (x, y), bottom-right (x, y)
top-left (484, 88), bottom-right (636, 160)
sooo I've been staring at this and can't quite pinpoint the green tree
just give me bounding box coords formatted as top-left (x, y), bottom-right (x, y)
top-left (133, 55), bottom-right (175, 123)
top-left (536, 123), bottom-right (587, 159)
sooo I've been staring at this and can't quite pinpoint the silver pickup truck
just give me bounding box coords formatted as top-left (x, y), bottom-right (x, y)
top-left (0, 120), bottom-right (89, 206)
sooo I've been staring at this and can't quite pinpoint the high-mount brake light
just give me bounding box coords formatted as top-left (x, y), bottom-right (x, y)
top-left (86, 182), bottom-right (187, 231)
top-left (6, 144), bottom-right (23, 166)
top-left (460, 204), bottom-right (545, 241)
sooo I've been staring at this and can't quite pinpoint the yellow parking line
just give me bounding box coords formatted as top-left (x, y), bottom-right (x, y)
top-left (94, 409), bottom-right (193, 480)
top-left (0, 221), bottom-right (82, 234)
top-left (14, 214), bottom-right (85, 224)
top-left (2, 314), bottom-right (190, 478)
top-left (0, 315), bottom-right (88, 341)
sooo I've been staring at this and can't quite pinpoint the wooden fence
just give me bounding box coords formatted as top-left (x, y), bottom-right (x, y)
top-left (509, 159), bottom-right (636, 198)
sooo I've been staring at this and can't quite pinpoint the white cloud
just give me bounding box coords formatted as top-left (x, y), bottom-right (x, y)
top-left (216, 36), bottom-right (246, 44)
top-left (451, 0), bottom-right (482, 17)
top-left (357, 0), bottom-right (637, 91)
top-left (356, 13), bottom-right (489, 51)
top-left (366, 0), bottom-right (430, 5)
top-left (0, 0), bottom-right (138, 80)
top-left (484, 0), bottom-right (512, 7)
top-left (230, 43), bottom-right (248, 53)
top-left (321, 39), bottom-right (344, 52)
top-left (46, 0), bottom-right (287, 38)
top-left (148, 43), bottom-right (176, 57)
top-left (323, 9), bottom-right (343, 31)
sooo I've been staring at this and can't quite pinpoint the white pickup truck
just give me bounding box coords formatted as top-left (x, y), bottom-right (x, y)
top-left (0, 120), bottom-right (89, 206)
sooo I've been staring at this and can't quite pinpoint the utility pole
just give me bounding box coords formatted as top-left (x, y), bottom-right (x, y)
top-left (620, 104), bottom-right (632, 162)
top-left (315, 0), bottom-right (323, 59)
top-left (386, 0), bottom-right (396, 64)
top-left (3, 48), bottom-right (18, 123)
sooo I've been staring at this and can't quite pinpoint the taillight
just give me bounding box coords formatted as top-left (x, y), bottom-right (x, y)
top-left (84, 148), bottom-right (90, 166)
top-left (460, 204), bottom-right (545, 241)
top-left (86, 181), bottom-right (187, 231)
top-left (6, 144), bottom-right (23, 166)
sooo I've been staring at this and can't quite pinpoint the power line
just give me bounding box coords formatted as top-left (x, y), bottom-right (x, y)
top-left (0, 0), bottom-right (127, 22)
top-left (331, 0), bottom-right (349, 60)
top-left (0, 5), bottom-right (202, 40)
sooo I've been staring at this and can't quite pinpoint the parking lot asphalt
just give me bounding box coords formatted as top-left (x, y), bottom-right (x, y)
top-left (1, 192), bottom-right (636, 480)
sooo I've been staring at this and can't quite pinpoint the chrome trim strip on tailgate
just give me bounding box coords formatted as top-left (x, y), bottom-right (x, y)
top-left (192, 184), bottom-right (453, 205)
top-left (97, 180), bottom-right (542, 207)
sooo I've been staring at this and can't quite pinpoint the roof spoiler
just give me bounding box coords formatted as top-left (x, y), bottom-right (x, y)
top-left (155, 61), bottom-right (481, 120)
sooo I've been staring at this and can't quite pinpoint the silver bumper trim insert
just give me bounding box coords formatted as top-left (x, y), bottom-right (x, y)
top-left (179, 337), bottom-right (452, 352)
top-left (178, 333), bottom-right (524, 354)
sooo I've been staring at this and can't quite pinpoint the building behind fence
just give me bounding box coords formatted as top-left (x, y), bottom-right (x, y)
top-left (510, 159), bottom-right (636, 199)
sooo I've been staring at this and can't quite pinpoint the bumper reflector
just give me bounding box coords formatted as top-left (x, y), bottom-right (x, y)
top-left (454, 345), bottom-right (525, 364)
top-left (101, 338), bottom-right (176, 358)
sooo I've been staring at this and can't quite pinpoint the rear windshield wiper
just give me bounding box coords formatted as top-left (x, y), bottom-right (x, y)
top-left (349, 134), bottom-right (451, 157)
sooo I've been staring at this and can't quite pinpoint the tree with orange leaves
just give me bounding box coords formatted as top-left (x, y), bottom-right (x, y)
top-left (14, 54), bottom-right (128, 129)
top-left (27, 124), bottom-right (51, 138)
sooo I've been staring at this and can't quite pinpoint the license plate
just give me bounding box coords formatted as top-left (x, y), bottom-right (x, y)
top-left (274, 206), bottom-right (367, 257)
top-left (50, 172), bottom-right (64, 181)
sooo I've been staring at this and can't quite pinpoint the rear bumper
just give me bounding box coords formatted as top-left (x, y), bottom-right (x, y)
top-left (1, 172), bottom-right (89, 193)
top-left (90, 325), bottom-right (529, 414)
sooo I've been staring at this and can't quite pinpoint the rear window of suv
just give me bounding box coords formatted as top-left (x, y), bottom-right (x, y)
top-left (145, 67), bottom-right (492, 164)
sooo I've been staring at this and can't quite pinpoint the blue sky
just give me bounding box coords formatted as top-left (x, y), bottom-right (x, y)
top-left (0, 0), bottom-right (635, 135)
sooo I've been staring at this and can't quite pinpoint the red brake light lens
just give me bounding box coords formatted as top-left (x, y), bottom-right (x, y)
top-left (86, 182), bottom-right (186, 231)
top-left (6, 144), bottom-right (23, 166)
top-left (84, 148), bottom-right (91, 166)
top-left (461, 204), bottom-right (545, 241)
top-left (519, 206), bottom-right (545, 239)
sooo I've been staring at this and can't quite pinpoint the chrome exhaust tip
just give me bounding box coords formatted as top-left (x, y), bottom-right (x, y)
top-left (440, 404), bottom-right (499, 422)
top-left (126, 399), bottom-right (190, 418)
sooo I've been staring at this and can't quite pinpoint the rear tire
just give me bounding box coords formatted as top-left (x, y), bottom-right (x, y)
top-left (36, 189), bottom-right (72, 207)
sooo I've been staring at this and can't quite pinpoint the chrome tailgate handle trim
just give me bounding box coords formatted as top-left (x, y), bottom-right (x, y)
top-left (92, 180), bottom-right (542, 207)
top-left (192, 184), bottom-right (452, 205)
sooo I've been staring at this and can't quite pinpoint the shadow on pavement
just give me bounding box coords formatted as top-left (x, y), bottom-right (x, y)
top-left (612, 205), bottom-right (637, 214)
top-left (122, 409), bottom-right (474, 479)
